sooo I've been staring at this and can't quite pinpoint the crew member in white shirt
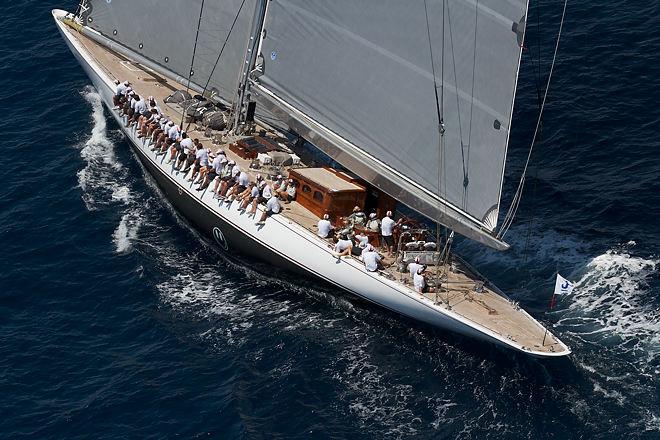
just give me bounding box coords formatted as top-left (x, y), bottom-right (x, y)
top-left (407, 257), bottom-right (424, 280)
top-left (256, 195), bottom-right (281, 225)
top-left (334, 234), bottom-right (353, 257)
top-left (249, 181), bottom-right (272, 216)
top-left (380, 211), bottom-right (399, 256)
top-left (352, 232), bottom-right (369, 257)
top-left (113, 79), bottom-right (126, 107)
top-left (225, 171), bottom-right (250, 201)
top-left (361, 244), bottom-right (382, 272)
top-left (413, 267), bottom-right (426, 293)
top-left (187, 144), bottom-right (209, 182)
top-left (240, 181), bottom-right (260, 211)
top-left (317, 214), bottom-right (334, 239)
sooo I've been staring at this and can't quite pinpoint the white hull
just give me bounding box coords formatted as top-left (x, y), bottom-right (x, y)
top-left (53, 9), bottom-right (570, 358)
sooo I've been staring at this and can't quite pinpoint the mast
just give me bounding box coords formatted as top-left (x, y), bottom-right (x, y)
top-left (232, 0), bottom-right (269, 133)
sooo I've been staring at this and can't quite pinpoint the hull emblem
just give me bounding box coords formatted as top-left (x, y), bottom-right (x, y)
top-left (212, 227), bottom-right (229, 250)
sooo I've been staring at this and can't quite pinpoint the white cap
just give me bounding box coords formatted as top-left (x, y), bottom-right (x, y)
top-left (228, 160), bottom-right (235, 165)
top-left (386, 210), bottom-right (392, 217)
top-left (114, 79), bottom-right (120, 84)
top-left (167, 121), bottom-right (174, 126)
top-left (365, 244), bottom-right (373, 252)
top-left (323, 214), bottom-right (329, 219)
top-left (369, 213), bottom-right (377, 218)
top-left (414, 256), bottom-right (420, 263)
top-left (123, 80), bottom-right (130, 86)
top-left (277, 174), bottom-right (282, 179)
top-left (128, 91), bottom-right (135, 96)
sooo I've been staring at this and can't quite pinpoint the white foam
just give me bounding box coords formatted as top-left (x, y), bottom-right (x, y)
top-left (562, 249), bottom-right (659, 358)
top-left (113, 212), bottom-right (142, 253)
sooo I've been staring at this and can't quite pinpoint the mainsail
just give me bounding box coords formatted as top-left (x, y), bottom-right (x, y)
top-left (251, 0), bottom-right (528, 250)
top-left (78, 0), bottom-right (257, 103)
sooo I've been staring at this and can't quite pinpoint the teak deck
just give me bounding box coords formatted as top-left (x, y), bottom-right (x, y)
top-left (71, 26), bottom-right (566, 354)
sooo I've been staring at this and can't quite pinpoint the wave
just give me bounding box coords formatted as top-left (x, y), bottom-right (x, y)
top-left (78, 86), bottom-right (143, 253)
top-left (560, 245), bottom-right (659, 358)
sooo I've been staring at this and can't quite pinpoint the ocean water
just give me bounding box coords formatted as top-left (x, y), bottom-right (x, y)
top-left (1, 1), bottom-right (659, 439)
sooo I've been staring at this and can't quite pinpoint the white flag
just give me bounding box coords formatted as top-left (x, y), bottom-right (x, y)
top-left (554, 274), bottom-right (575, 296)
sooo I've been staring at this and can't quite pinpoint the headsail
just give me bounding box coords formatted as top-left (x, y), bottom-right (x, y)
top-left (78, 0), bottom-right (257, 102)
top-left (251, 0), bottom-right (528, 250)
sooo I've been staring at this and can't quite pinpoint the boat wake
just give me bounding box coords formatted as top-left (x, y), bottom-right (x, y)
top-left (78, 87), bottom-right (143, 253)
top-left (552, 242), bottom-right (660, 433)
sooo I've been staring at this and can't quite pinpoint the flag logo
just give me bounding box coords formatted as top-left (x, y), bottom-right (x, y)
top-left (550, 273), bottom-right (574, 309)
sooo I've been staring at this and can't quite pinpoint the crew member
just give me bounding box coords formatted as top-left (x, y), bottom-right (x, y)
top-left (317, 214), bottom-right (334, 239)
top-left (361, 244), bottom-right (382, 272)
top-left (380, 211), bottom-right (400, 257)
top-left (256, 195), bottom-right (281, 225)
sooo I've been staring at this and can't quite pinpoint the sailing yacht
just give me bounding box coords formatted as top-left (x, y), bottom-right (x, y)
top-left (52, 0), bottom-right (570, 357)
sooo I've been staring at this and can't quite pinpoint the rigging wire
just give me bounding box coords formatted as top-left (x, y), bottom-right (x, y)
top-left (498, 0), bottom-right (568, 239)
top-left (200, 0), bottom-right (248, 99)
top-left (182, 0), bottom-right (247, 132)
top-left (423, 0), bottom-right (450, 303)
top-left (180, 0), bottom-right (206, 128)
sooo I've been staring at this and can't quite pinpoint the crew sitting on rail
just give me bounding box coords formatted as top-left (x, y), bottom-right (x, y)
top-left (212, 158), bottom-right (232, 196)
top-left (199, 150), bottom-right (224, 190)
top-left (407, 257), bottom-right (424, 281)
top-left (119, 90), bottom-right (134, 120)
top-left (112, 80), bottom-right (129, 108)
top-left (238, 182), bottom-right (259, 212)
top-left (255, 195), bottom-right (281, 225)
top-left (217, 161), bottom-right (240, 198)
top-left (137, 106), bottom-right (157, 133)
top-left (138, 110), bottom-right (159, 138)
top-left (126, 94), bottom-right (146, 127)
top-left (147, 115), bottom-right (166, 140)
top-left (174, 133), bottom-right (194, 171)
top-left (180, 138), bottom-right (199, 174)
top-left (224, 170), bottom-right (250, 202)
top-left (366, 212), bottom-right (381, 232)
top-left (188, 142), bottom-right (209, 183)
top-left (249, 180), bottom-right (272, 216)
top-left (361, 244), bottom-right (382, 272)
top-left (317, 214), bottom-right (335, 239)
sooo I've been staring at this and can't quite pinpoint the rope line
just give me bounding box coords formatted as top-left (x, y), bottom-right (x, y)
top-left (498, 0), bottom-right (568, 239)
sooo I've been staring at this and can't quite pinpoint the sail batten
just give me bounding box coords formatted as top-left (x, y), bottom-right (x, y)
top-left (255, 0), bottom-right (527, 242)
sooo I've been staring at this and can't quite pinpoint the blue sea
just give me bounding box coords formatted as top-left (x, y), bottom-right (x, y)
top-left (1, 1), bottom-right (659, 439)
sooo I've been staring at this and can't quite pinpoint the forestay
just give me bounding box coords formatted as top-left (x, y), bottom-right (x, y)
top-left (79, 0), bottom-right (256, 103)
top-left (253, 0), bottom-right (528, 249)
